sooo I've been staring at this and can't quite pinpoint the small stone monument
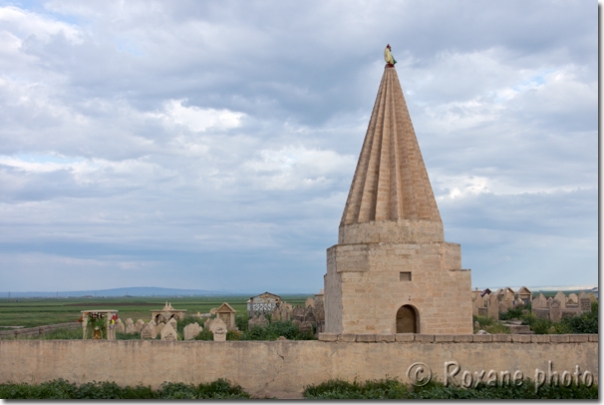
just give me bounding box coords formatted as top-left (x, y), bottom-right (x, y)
top-left (125, 318), bottom-right (136, 334)
top-left (140, 323), bottom-right (155, 339)
top-left (210, 318), bottom-right (227, 342)
top-left (160, 322), bottom-right (177, 341)
top-left (184, 323), bottom-right (202, 340)
top-left (135, 319), bottom-right (145, 332)
top-left (549, 299), bottom-right (562, 323)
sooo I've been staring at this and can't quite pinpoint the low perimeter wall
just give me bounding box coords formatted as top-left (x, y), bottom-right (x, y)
top-left (0, 334), bottom-right (598, 398)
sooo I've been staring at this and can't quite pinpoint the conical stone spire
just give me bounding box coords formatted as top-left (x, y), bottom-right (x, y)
top-left (339, 66), bottom-right (443, 245)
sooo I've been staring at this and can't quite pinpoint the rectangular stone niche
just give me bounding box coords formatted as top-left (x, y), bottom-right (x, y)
top-left (399, 272), bottom-right (412, 281)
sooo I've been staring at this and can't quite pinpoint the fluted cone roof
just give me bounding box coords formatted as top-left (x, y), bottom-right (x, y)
top-left (341, 67), bottom-right (441, 228)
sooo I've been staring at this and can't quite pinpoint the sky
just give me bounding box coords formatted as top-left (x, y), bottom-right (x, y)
top-left (0, 1), bottom-right (598, 294)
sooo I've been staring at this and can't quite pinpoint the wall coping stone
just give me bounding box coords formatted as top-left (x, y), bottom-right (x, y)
top-left (395, 333), bottom-right (415, 342)
top-left (313, 334), bottom-right (598, 344)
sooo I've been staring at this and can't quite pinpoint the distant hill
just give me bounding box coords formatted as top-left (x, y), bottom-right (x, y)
top-left (0, 287), bottom-right (255, 298)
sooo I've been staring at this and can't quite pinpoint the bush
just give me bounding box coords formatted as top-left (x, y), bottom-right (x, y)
top-left (303, 378), bottom-right (598, 399)
top-left (240, 320), bottom-right (315, 341)
top-left (0, 379), bottom-right (250, 399)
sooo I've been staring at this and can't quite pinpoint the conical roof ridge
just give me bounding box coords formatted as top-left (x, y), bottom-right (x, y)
top-left (339, 66), bottom-right (443, 244)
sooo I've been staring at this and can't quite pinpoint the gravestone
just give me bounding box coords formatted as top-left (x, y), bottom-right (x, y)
top-left (588, 293), bottom-right (597, 303)
top-left (498, 302), bottom-right (508, 315)
top-left (477, 307), bottom-right (487, 317)
top-left (125, 318), bottom-right (136, 334)
top-left (270, 307), bottom-right (281, 323)
top-left (184, 323), bottom-right (202, 340)
top-left (168, 318), bottom-right (177, 330)
top-left (554, 291), bottom-right (566, 309)
top-left (155, 322), bottom-right (165, 336)
top-left (580, 297), bottom-right (592, 313)
top-left (292, 305), bottom-right (305, 322)
top-left (568, 293), bottom-right (578, 305)
top-left (160, 322), bottom-right (177, 341)
top-left (299, 321), bottom-right (313, 334)
top-left (487, 293), bottom-right (499, 320)
top-left (549, 299), bottom-right (562, 323)
top-left (531, 293), bottom-right (547, 309)
top-left (210, 318), bottom-right (227, 342)
top-left (473, 295), bottom-right (484, 309)
top-left (140, 323), bottom-right (155, 339)
top-left (305, 297), bottom-right (315, 308)
top-left (135, 319), bottom-right (145, 332)
top-left (303, 306), bottom-right (316, 324)
top-left (533, 308), bottom-right (549, 320)
top-left (115, 318), bottom-right (125, 333)
top-left (280, 306), bottom-right (291, 322)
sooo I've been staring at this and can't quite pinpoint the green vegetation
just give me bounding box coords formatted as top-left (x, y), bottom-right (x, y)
top-left (0, 295), bottom-right (308, 328)
top-left (0, 378), bottom-right (250, 399)
top-left (303, 378), bottom-right (598, 399)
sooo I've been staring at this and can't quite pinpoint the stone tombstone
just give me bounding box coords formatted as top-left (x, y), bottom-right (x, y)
top-left (487, 293), bottom-right (499, 320)
top-left (561, 309), bottom-right (578, 319)
top-left (210, 318), bottom-right (227, 342)
top-left (280, 305), bottom-right (291, 322)
top-left (115, 318), bottom-right (125, 334)
top-left (580, 297), bottom-right (592, 313)
top-left (155, 322), bottom-right (165, 336)
top-left (270, 307), bottom-right (281, 323)
top-left (473, 295), bottom-right (484, 309)
top-left (532, 293), bottom-right (547, 309)
top-left (299, 321), bottom-right (313, 334)
top-left (305, 297), bottom-right (315, 308)
top-left (135, 319), bottom-right (145, 332)
top-left (498, 301), bottom-right (508, 315)
top-left (125, 318), bottom-right (136, 334)
top-left (292, 305), bottom-right (305, 322)
top-left (477, 307), bottom-right (488, 317)
top-left (160, 322), bottom-right (177, 341)
top-left (554, 291), bottom-right (566, 309)
top-left (140, 323), bottom-right (155, 339)
top-left (549, 299), bottom-right (562, 323)
top-left (533, 308), bottom-right (549, 320)
top-left (303, 306), bottom-right (316, 324)
top-left (183, 323), bottom-right (202, 340)
top-left (568, 293), bottom-right (578, 305)
top-left (168, 318), bottom-right (177, 330)
top-left (588, 293), bottom-right (597, 303)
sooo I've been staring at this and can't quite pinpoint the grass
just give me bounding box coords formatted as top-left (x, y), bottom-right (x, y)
top-left (0, 378), bottom-right (251, 399)
top-left (0, 295), bottom-right (308, 328)
top-left (303, 378), bottom-right (599, 399)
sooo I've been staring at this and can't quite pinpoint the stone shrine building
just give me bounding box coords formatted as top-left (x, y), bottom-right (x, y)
top-left (324, 55), bottom-right (472, 335)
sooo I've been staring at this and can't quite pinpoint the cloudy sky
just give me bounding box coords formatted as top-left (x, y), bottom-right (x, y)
top-left (0, 1), bottom-right (597, 294)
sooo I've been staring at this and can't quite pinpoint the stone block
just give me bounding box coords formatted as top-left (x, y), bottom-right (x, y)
top-left (491, 334), bottom-right (512, 342)
top-left (375, 334), bottom-right (395, 342)
top-left (511, 334), bottom-right (531, 343)
top-left (395, 333), bottom-right (415, 342)
top-left (415, 334), bottom-right (435, 343)
top-left (339, 334), bottom-right (357, 342)
top-left (588, 334), bottom-right (598, 342)
top-left (356, 334), bottom-right (376, 343)
top-left (530, 335), bottom-right (550, 343)
top-left (434, 335), bottom-right (455, 342)
top-left (549, 335), bottom-right (570, 343)
top-left (472, 334), bottom-right (492, 343)
top-left (569, 335), bottom-right (588, 343)
top-left (318, 333), bottom-right (338, 342)
top-left (453, 335), bottom-right (473, 343)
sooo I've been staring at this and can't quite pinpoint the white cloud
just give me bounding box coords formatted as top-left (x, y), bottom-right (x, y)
top-left (150, 99), bottom-right (245, 132)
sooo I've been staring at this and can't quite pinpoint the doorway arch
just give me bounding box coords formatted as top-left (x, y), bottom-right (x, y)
top-left (396, 305), bottom-right (419, 333)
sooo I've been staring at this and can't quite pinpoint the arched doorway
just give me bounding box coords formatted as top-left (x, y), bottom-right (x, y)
top-left (396, 305), bottom-right (419, 333)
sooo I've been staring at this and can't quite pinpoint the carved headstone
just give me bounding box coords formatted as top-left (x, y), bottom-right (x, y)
top-left (155, 322), bottom-right (165, 336)
top-left (125, 318), bottom-right (136, 334)
top-left (140, 323), bottom-right (155, 339)
top-left (568, 293), bottom-right (578, 305)
top-left (487, 293), bottom-right (499, 320)
top-left (303, 306), bottom-right (316, 324)
top-left (160, 322), bottom-right (177, 341)
top-left (305, 297), bottom-right (315, 308)
top-left (554, 291), bottom-right (566, 309)
top-left (183, 323), bottom-right (202, 340)
top-left (549, 299), bottom-right (562, 323)
top-left (210, 318), bottom-right (227, 342)
top-left (532, 293), bottom-right (547, 309)
top-left (292, 305), bottom-right (305, 322)
top-left (299, 321), bottom-right (313, 334)
top-left (580, 297), bottom-right (592, 313)
top-left (270, 307), bottom-right (281, 323)
top-left (115, 318), bottom-right (125, 333)
top-left (135, 319), bottom-right (145, 332)
top-left (168, 318), bottom-right (177, 330)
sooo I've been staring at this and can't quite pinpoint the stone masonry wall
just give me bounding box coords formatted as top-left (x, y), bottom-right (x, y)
top-left (0, 337), bottom-right (597, 398)
top-left (325, 240), bottom-right (472, 334)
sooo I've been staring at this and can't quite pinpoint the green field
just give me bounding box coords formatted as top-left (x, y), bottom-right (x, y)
top-left (0, 295), bottom-right (310, 329)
